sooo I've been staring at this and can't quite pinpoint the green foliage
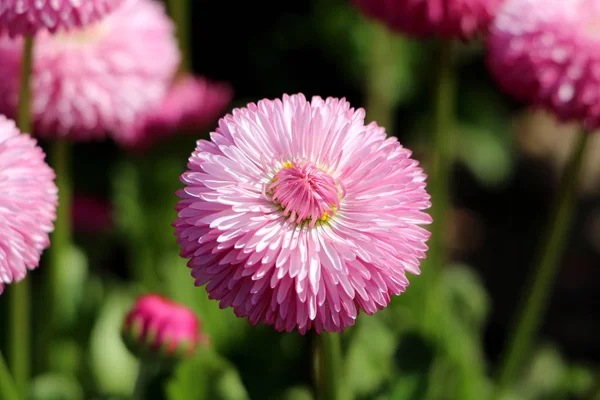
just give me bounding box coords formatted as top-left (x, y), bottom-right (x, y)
top-left (31, 373), bottom-right (84, 400)
top-left (509, 345), bottom-right (596, 400)
top-left (54, 246), bottom-right (89, 330)
top-left (166, 351), bottom-right (249, 400)
top-left (89, 288), bottom-right (138, 396)
top-left (345, 316), bottom-right (398, 398)
top-left (280, 386), bottom-right (315, 400)
top-left (456, 79), bottom-right (516, 187)
top-left (457, 123), bottom-right (514, 187)
top-left (313, 0), bottom-right (429, 108)
top-left (426, 266), bottom-right (492, 400)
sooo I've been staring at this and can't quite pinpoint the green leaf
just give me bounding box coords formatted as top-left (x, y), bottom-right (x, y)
top-left (421, 267), bottom-right (492, 400)
top-left (89, 288), bottom-right (138, 396)
top-left (214, 368), bottom-right (250, 400)
top-left (48, 339), bottom-right (82, 376)
top-left (457, 123), bottom-right (513, 187)
top-left (501, 345), bottom-right (595, 400)
top-left (526, 346), bottom-right (566, 396)
top-left (345, 316), bottom-right (397, 398)
top-left (279, 386), bottom-right (314, 400)
top-left (563, 364), bottom-right (595, 396)
top-left (443, 264), bottom-right (490, 330)
top-left (55, 245), bottom-right (89, 329)
top-left (31, 373), bottom-right (83, 400)
top-left (166, 350), bottom-right (249, 400)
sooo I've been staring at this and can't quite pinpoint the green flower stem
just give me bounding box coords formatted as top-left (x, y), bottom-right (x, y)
top-left (314, 333), bottom-right (342, 400)
top-left (0, 351), bottom-right (19, 400)
top-left (167, 0), bottom-right (191, 72)
top-left (44, 138), bottom-right (73, 366)
top-left (496, 130), bottom-right (589, 395)
top-left (428, 40), bottom-right (455, 282)
top-left (50, 138), bottom-right (73, 285)
top-left (365, 23), bottom-right (398, 133)
top-left (8, 281), bottom-right (29, 399)
top-left (132, 361), bottom-right (159, 400)
top-left (9, 34), bottom-right (34, 399)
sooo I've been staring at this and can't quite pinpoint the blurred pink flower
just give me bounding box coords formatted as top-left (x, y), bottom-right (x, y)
top-left (352, 0), bottom-right (504, 39)
top-left (0, 0), bottom-right (124, 37)
top-left (122, 75), bottom-right (233, 150)
top-left (122, 294), bottom-right (208, 359)
top-left (72, 194), bottom-right (112, 234)
top-left (174, 94), bottom-right (432, 334)
top-left (488, 0), bottom-right (600, 129)
top-left (0, 0), bottom-right (179, 143)
top-left (0, 115), bottom-right (57, 294)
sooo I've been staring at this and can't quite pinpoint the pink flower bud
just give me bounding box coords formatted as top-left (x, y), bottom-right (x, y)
top-left (122, 294), bottom-right (208, 360)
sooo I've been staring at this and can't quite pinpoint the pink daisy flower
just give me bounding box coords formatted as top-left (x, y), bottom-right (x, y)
top-left (122, 294), bottom-right (208, 359)
top-left (0, 115), bottom-right (57, 294)
top-left (352, 0), bottom-right (504, 39)
top-left (0, 0), bottom-right (179, 142)
top-left (121, 75), bottom-right (233, 151)
top-left (174, 94), bottom-right (432, 334)
top-left (0, 0), bottom-right (124, 38)
top-left (488, 0), bottom-right (600, 129)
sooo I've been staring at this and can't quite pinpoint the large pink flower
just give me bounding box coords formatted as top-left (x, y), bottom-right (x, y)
top-left (0, 115), bottom-right (57, 294)
top-left (0, 0), bottom-right (179, 143)
top-left (0, 0), bottom-right (124, 37)
top-left (121, 75), bottom-right (233, 150)
top-left (488, 0), bottom-right (600, 129)
top-left (352, 0), bottom-right (504, 39)
top-left (174, 94), bottom-right (432, 334)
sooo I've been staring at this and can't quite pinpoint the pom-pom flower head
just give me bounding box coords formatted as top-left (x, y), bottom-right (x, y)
top-left (122, 294), bottom-right (207, 360)
top-left (0, 0), bottom-right (124, 37)
top-left (352, 0), bottom-right (504, 39)
top-left (488, 0), bottom-right (600, 129)
top-left (0, 0), bottom-right (179, 143)
top-left (174, 94), bottom-right (432, 334)
top-left (0, 115), bottom-right (57, 294)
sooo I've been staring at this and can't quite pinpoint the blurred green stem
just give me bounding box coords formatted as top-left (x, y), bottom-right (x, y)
top-left (167, 0), bottom-right (191, 72)
top-left (496, 130), bottom-right (589, 395)
top-left (132, 361), bottom-right (158, 400)
top-left (9, 34), bottom-right (34, 398)
top-left (314, 333), bottom-right (342, 400)
top-left (366, 24), bottom-right (397, 133)
top-left (45, 139), bottom-right (73, 362)
top-left (8, 281), bottom-right (29, 399)
top-left (428, 40), bottom-right (455, 281)
top-left (0, 352), bottom-right (19, 400)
